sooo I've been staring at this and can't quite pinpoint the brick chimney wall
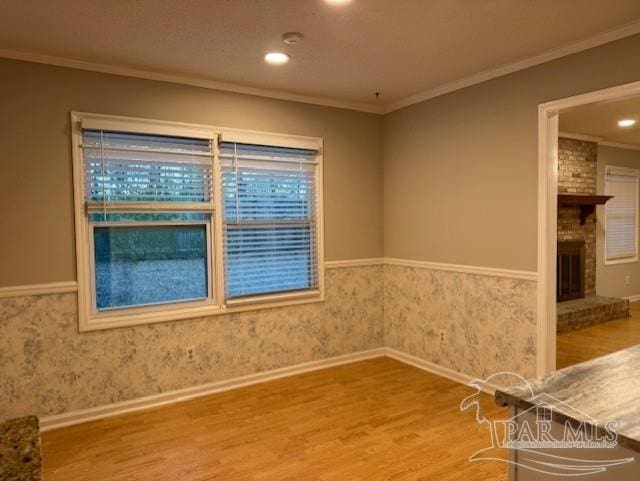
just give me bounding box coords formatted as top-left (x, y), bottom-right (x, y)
top-left (557, 137), bottom-right (597, 297)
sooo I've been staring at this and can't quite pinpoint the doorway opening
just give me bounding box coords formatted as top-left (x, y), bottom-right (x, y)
top-left (538, 80), bottom-right (640, 375)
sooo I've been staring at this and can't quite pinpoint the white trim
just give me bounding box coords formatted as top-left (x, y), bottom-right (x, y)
top-left (537, 108), bottom-right (558, 377)
top-left (624, 294), bottom-right (640, 303)
top-left (220, 128), bottom-right (322, 151)
top-left (384, 258), bottom-right (537, 281)
top-left (0, 258), bottom-right (536, 300)
top-left (558, 131), bottom-right (602, 143)
top-left (559, 131), bottom-right (640, 152)
top-left (384, 19), bottom-right (640, 113)
top-left (600, 141), bottom-right (640, 152)
top-left (70, 111), bottom-right (327, 332)
top-left (3, 19), bottom-right (640, 115)
top-left (40, 347), bottom-right (499, 431)
top-left (0, 49), bottom-right (383, 114)
top-left (0, 281), bottom-right (78, 299)
top-left (605, 256), bottom-right (639, 265)
top-left (40, 348), bottom-right (387, 431)
top-left (539, 81), bottom-right (640, 112)
top-left (80, 113), bottom-right (217, 139)
top-left (384, 348), bottom-right (499, 395)
top-left (538, 80), bottom-right (640, 378)
top-left (324, 258), bottom-right (385, 269)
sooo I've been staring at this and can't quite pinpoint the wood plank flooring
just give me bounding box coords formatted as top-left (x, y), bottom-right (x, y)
top-left (557, 301), bottom-right (640, 369)
top-left (42, 357), bottom-right (507, 481)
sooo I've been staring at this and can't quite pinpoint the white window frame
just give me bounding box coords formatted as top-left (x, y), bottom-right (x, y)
top-left (604, 165), bottom-right (639, 265)
top-left (71, 112), bottom-right (325, 331)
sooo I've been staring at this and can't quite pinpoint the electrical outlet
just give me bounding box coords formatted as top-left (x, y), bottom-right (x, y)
top-left (186, 346), bottom-right (196, 363)
top-left (626, 275), bottom-right (631, 286)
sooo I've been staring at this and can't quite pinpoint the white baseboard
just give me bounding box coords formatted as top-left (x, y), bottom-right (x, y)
top-left (40, 347), bottom-right (499, 431)
top-left (384, 348), bottom-right (498, 395)
top-left (40, 348), bottom-right (386, 431)
top-left (624, 294), bottom-right (640, 303)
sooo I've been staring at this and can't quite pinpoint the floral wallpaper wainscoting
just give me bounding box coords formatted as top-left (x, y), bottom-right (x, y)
top-left (0, 265), bottom-right (384, 420)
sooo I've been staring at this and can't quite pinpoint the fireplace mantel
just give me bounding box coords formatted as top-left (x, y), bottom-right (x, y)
top-left (558, 194), bottom-right (613, 225)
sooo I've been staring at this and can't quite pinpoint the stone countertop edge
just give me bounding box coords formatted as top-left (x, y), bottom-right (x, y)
top-left (495, 344), bottom-right (640, 453)
top-left (0, 415), bottom-right (42, 481)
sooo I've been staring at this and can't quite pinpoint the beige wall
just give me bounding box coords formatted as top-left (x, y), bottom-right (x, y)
top-left (0, 58), bottom-right (383, 287)
top-left (3, 33), bottom-right (640, 420)
top-left (383, 34), bottom-right (640, 272)
top-left (4, 35), bottom-right (640, 283)
top-left (596, 144), bottom-right (640, 298)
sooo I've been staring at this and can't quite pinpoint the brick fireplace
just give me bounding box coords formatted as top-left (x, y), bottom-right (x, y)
top-left (555, 137), bottom-right (629, 332)
top-left (557, 137), bottom-right (597, 298)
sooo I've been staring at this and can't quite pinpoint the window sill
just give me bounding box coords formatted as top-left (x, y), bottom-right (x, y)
top-left (604, 256), bottom-right (638, 266)
top-left (79, 292), bottom-right (325, 332)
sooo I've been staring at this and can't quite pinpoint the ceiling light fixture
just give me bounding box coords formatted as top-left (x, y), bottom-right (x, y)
top-left (264, 52), bottom-right (290, 65)
top-left (618, 119), bottom-right (637, 128)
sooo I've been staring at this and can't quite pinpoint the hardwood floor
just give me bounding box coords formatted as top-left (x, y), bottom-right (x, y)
top-left (42, 357), bottom-right (507, 481)
top-left (557, 301), bottom-right (640, 369)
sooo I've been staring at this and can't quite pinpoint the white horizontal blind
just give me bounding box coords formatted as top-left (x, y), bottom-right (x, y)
top-left (220, 142), bottom-right (318, 299)
top-left (80, 129), bottom-right (215, 313)
top-left (82, 130), bottom-right (213, 210)
top-left (605, 166), bottom-right (639, 261)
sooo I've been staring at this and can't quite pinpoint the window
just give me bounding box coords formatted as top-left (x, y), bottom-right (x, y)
top-left (605, 166), bottom-right (639, 263)
top-left (72, 113), bottom-right (324, 330)
top-left (220, 143), bottom-right (319, 302)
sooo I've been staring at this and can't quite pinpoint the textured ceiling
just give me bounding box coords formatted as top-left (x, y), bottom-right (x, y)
top-left (561, 95), bottom-right (640, 147)
top-left (1, 0), bottom-right (640, 110)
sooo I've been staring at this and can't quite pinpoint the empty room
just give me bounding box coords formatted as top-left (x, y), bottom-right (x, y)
top-left (1, 2), bottom-right (639, 480)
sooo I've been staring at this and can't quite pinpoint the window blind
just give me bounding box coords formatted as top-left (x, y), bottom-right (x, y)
top-left (605, 167), bottom-right (639, 261)
top-left (82, 130), bottom-right (213, 210)
top-left (220, 142), bottom-right (318, 299)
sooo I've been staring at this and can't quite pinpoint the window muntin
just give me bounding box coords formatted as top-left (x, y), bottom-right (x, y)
top-left (605, 166), bottom-right (639, 263)
top-left (220, 142), bottom-right (319, 300)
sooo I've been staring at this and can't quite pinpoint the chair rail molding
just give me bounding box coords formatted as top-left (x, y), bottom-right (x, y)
top-left (0, 281), bottom-right (78, 299)
top-left (0, 257), bottom-right (538, 299)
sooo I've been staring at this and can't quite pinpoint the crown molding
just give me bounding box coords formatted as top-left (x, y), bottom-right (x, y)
top-left (0, 48), bottom-right (384, 115)
top-left (384, 19), bottom-right (640, 113)
top-left (599, 140), bottom-right (640, 152)
top-left (2, 20), bottom-right (640, 116)
top-left (560, 131), bottom-right (640, 151)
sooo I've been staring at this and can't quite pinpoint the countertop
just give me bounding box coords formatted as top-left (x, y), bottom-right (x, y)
top-left (0, 416), bottom-right (42, 481)
top-left (495, 344), bottom-right (640, 452)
